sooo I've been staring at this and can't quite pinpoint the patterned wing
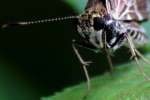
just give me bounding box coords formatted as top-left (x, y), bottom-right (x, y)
top-left (106, 0), bottom-right (149, 21)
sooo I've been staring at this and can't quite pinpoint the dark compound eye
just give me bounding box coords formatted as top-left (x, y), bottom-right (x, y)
top-left (93, 17), bottom-right (104, 31)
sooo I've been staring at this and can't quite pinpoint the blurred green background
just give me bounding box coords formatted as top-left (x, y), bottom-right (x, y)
top-left (0, 0), bottom-right (149, 100)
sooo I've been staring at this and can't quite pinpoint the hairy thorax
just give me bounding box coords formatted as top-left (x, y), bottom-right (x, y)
top-left (77, 10), bottom-right (127, 51)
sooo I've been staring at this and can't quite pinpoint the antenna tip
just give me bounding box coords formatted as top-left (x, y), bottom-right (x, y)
top-left (1, 22), bottom-right (28, 29)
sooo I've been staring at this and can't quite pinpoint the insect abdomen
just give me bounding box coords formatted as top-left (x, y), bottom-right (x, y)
top-left (130, 30), bottom-right (149, 46)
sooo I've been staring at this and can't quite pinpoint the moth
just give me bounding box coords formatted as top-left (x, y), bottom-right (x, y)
top-left (74, 0), bottom-right (150, 96)
top-left (1, 0), bottom-right (150, 98)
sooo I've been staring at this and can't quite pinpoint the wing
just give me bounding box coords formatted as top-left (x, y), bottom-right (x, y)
top-left (106, 0), bottom-right (150, 21)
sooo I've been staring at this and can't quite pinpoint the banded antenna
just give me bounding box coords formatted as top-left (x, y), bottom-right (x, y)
top-left (1, 15), bottom-right (79, 28)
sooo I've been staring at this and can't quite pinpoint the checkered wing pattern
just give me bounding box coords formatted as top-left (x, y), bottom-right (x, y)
top-left (106, 0), bottom-right (149, 21)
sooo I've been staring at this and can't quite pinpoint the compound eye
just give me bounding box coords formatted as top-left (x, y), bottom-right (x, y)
top-left (93, 17), bottom-right (104, 31)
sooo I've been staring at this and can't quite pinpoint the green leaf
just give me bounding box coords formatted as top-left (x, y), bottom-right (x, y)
top-left (41, 54), bottom-right (150, 100)
top-left (63, 0), bottom-right (87, 13)
top-left (143, 20), bottom-right (150, 35)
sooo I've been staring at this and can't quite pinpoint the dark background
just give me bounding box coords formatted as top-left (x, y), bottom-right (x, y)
top-left (0, 0), bottom-right (134, 100)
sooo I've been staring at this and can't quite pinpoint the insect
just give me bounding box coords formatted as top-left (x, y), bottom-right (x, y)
top-left (1, 0), bottom-right (150, 99)
top-left (74, 0), bottom-right (150, 97)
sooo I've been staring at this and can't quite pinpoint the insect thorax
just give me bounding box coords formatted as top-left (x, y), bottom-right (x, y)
top-left (77, 10), bottom-right (126, 51)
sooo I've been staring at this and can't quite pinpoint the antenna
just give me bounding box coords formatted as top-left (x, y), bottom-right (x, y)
top-left (1, 15), bottom-right (79, 28)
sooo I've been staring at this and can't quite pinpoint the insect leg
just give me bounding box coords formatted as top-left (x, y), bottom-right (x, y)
top-left (72, 39), bottom-right (100, 53)
top-left (103, 32), bottom-right (114, 72)
top-left (126, 34), bottom-right (150, 81)
top-left (72, 40), bottom-right (92, 99)
top-left (134, 49), bottom-right (150, 65)
top-left (104, 48), bottom-right (114, 73)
